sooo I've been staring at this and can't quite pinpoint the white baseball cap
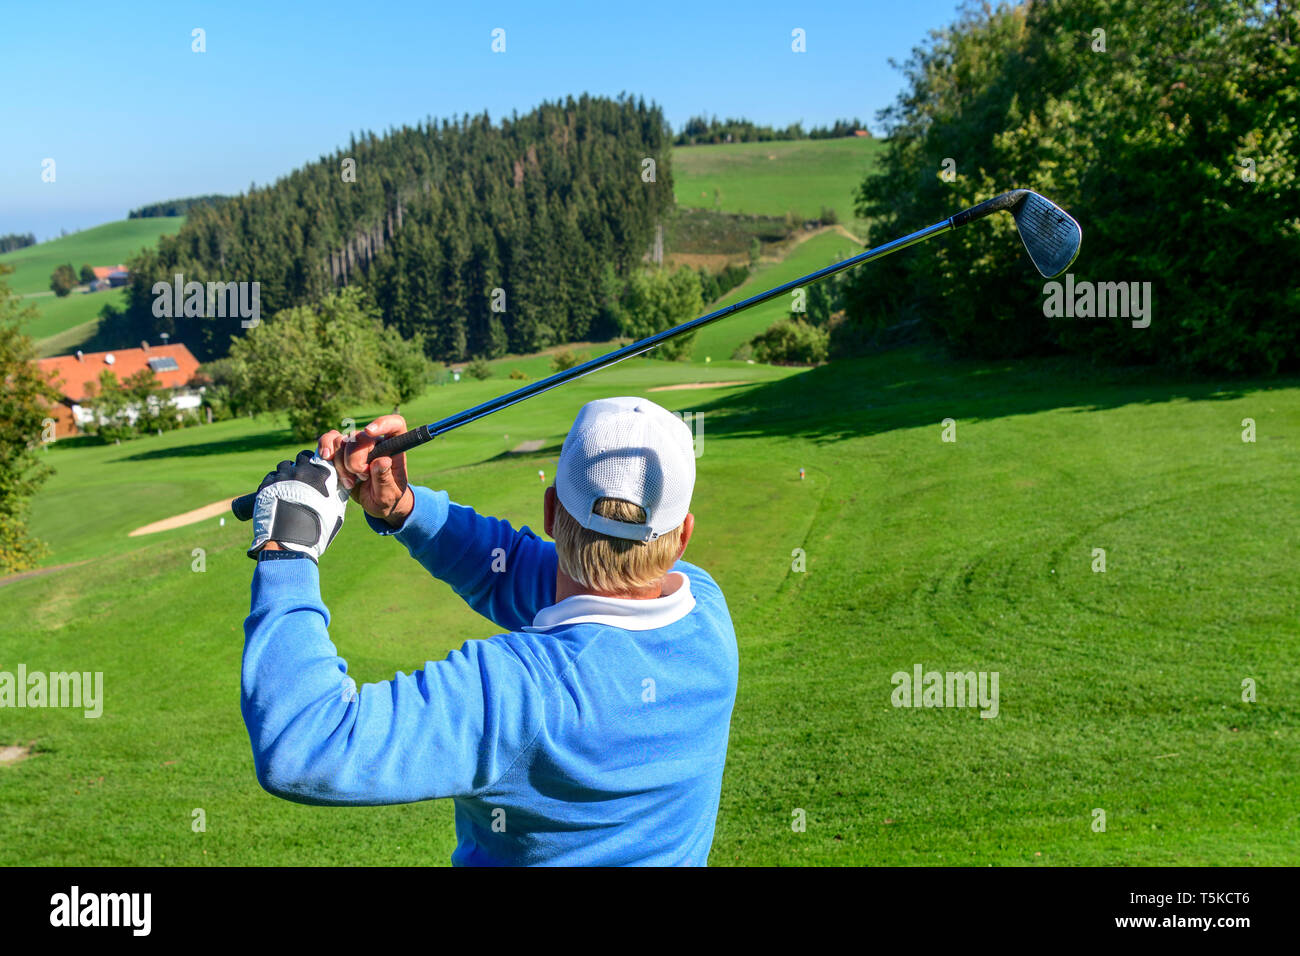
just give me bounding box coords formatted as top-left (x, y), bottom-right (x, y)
top-left (556, 396), bottom-right (695, 542)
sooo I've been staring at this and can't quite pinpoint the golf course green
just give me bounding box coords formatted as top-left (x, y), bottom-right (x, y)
top-left (2, 345), bottom-right (1294, 865)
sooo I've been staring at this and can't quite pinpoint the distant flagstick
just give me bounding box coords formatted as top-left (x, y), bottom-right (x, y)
top-left (232, 190), bottom-right (1080, 521)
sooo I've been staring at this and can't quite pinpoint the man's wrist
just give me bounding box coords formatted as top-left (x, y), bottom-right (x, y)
top-left (383, 485), bottom-right (415, 528)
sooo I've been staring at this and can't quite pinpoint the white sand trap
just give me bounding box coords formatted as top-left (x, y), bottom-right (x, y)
top-left (0, 745), bottom-right (32, 766)
top-left (129, 498), bottom-right (235, 537)
top-left (510, 440), bottom-right (545, 453)
top-left (648, 381), bottom-right (745, 392)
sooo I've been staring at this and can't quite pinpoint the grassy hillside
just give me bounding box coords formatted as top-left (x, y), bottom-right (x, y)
top-left (672, 138), bottom-right (883, 229)
top-left (0, 218), bottom-right (184, 296)
top-left (2, 347), bottom-right (1295, 866)
top-left (23, 288), bottom-right (126, 345)
top-left (690, 230), bottom-right (863, 361)
top-left (1, 218), bottom-right (184, 355)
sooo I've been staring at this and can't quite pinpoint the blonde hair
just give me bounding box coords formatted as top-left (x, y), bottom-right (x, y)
top-left (552, 496), bottom-right (684, 595)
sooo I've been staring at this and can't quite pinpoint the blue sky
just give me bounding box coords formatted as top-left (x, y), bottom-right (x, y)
top-left (2, 0), bottom-right (962, 240)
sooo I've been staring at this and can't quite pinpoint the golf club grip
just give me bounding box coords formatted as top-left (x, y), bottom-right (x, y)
top-left (230, 424), bottom-right (431, 522)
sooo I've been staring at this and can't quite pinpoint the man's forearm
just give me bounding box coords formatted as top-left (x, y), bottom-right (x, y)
top-left (368, 485), bottom-right (558, 631)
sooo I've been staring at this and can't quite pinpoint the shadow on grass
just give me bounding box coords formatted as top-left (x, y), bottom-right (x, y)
top-left (484, 441), bottom-right (565, 464)
top-left (675, 347), bottom-right (1289, 445)
top-left (118, 428), bottom-right (296, 461)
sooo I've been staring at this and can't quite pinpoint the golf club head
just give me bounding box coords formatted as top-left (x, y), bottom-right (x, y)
top-left (1012, 191), bottom-right (1081, 278)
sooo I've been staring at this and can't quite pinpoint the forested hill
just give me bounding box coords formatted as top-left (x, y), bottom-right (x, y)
top-left (119, 94), bottom-right (673, 361)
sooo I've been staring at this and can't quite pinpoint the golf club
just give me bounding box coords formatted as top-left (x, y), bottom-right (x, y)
top-left (232, 188), bottom-right (1081, 521)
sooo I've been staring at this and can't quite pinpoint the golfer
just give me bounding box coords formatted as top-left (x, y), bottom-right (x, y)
top-left (241, 397), bottom-right (738, 866)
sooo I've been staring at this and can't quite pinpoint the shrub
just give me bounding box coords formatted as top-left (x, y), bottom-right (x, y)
top-left (550, 349), bottom-right (586, 372)
top-left (748, 319), bottom-right (830, 366)
top-left (466, 357), bottom-right (492, 380)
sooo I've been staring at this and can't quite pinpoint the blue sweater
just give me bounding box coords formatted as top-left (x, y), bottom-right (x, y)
top-left (242, 485), bottom-right (739, 866)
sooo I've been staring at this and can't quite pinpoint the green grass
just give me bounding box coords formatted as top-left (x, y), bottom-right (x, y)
top-left (690, 230), bottom-right (863, 361)
top-left (672, 138), bottom-right (884, 227)
top-left (32, 317), bottom-right (105, 359)
top-left (2, 346), bottom-right (1295, 866)
top-left (0, 218), bottom-right (183, 296)
top-left (23, 288), bottom-right (124, 349)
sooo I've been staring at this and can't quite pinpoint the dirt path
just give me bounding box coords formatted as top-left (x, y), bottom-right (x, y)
top-left (128, 498), bottom-right (235, 537)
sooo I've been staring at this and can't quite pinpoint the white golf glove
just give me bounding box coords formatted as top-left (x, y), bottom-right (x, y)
top-left (247, 450), bottom-right (349, 563)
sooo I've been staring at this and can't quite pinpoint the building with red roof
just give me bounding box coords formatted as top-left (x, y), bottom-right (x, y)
top-left (35, 342), bottom-right (204, 438)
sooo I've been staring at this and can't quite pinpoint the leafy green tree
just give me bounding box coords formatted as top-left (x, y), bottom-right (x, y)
top-left (618, 267), bottom-right (703, 360)
top-left (841, 0), bottom-right (1300, 373)
top-left (227, 287), bottom-right (411, 440)
top-left (748, 318), bottom-right (830, 365)
top-left (50, 264), bottom-right (77, 297)
top-left (123, 368), bottom-right (173, 433)
top-left (79, 264), bottom-right (96, 285)
top-left (465, 356), bottom-right (492, 380)
top-left (82, 370), bottom-right (133, 441)
top-left (794, 281), bottom-right (836, 327)
top-left (0, 265), bottom-right (62, 573)
top-left (376, 325), bottom-right (429, 408)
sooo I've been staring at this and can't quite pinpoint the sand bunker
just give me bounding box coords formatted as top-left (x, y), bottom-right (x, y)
top-left (0, 745), bottom-right (32, 766)
top-left (128, 498), bottom-right (235, 537)
top-left (648, 381), bottom-right (745, 392)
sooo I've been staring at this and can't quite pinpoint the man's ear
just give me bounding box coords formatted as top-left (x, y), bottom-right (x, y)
top-left (676, 513), bottom-right (694, 561)
top-left (544, 485), bottom-right (557, 538)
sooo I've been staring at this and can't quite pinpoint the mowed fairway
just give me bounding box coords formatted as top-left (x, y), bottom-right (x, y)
top-left (672, 138), bottom-right (883, 229)
top-left (1, 348), bottom-right (1295, 866)
top-left (690, 229), bottom-right (863, 361)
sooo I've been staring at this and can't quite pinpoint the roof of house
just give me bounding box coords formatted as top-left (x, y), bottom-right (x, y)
top-left (36, 344), bottom-right (201, 401)
top-left (91, 264), bottom-right (128, 280)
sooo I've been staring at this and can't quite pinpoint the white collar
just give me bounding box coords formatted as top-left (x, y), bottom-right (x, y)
top-left (524, 572), bottom-right (695, 632)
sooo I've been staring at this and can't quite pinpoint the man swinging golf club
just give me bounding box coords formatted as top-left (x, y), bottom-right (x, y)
top-left (241, 397), bottom-right (739, 866)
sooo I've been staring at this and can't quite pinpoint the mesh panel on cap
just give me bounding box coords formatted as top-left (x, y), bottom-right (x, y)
top-left (556, 397), bottom-right (695, 540)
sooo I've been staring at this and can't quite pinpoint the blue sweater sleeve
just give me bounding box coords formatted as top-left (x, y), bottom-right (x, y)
top-left (241, 556), bottom-right (546, 806)
top-left (367, 485), bottom-right (558, 633)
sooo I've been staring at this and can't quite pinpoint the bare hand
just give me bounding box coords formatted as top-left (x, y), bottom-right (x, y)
top-left (316, 415), bottom-right (413, 527)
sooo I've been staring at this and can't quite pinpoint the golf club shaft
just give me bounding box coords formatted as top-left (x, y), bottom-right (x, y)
top-left (231, 194), bottom-right (1017, 522)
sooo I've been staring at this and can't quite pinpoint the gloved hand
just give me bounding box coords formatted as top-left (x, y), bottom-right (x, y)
top-left (247, 450), bottom-right (349, 562)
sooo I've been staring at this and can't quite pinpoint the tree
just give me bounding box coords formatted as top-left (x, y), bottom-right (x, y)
top-left (618, 267), bottom-right (704, 360)
top-left (748, 318), bottom-right (829, 365)
top-left (81, 371), bottom-right (129, 441)
top-left (0, 265), bottom-right (62, 573)
top-left (376, 325), bottom-right (429, 408)
top-left (123, 368), bottom-right (172, 433)
top-left (49, 264), bottom-right (77, 297)
top-left (115, 96), bottom-right (675, 364)
top-left (79, 264), bottom-right (96, 285)
top-left (226, 287), bottom-right (418, 440)
top-left (841, 0), bottom-right (1300, 373)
